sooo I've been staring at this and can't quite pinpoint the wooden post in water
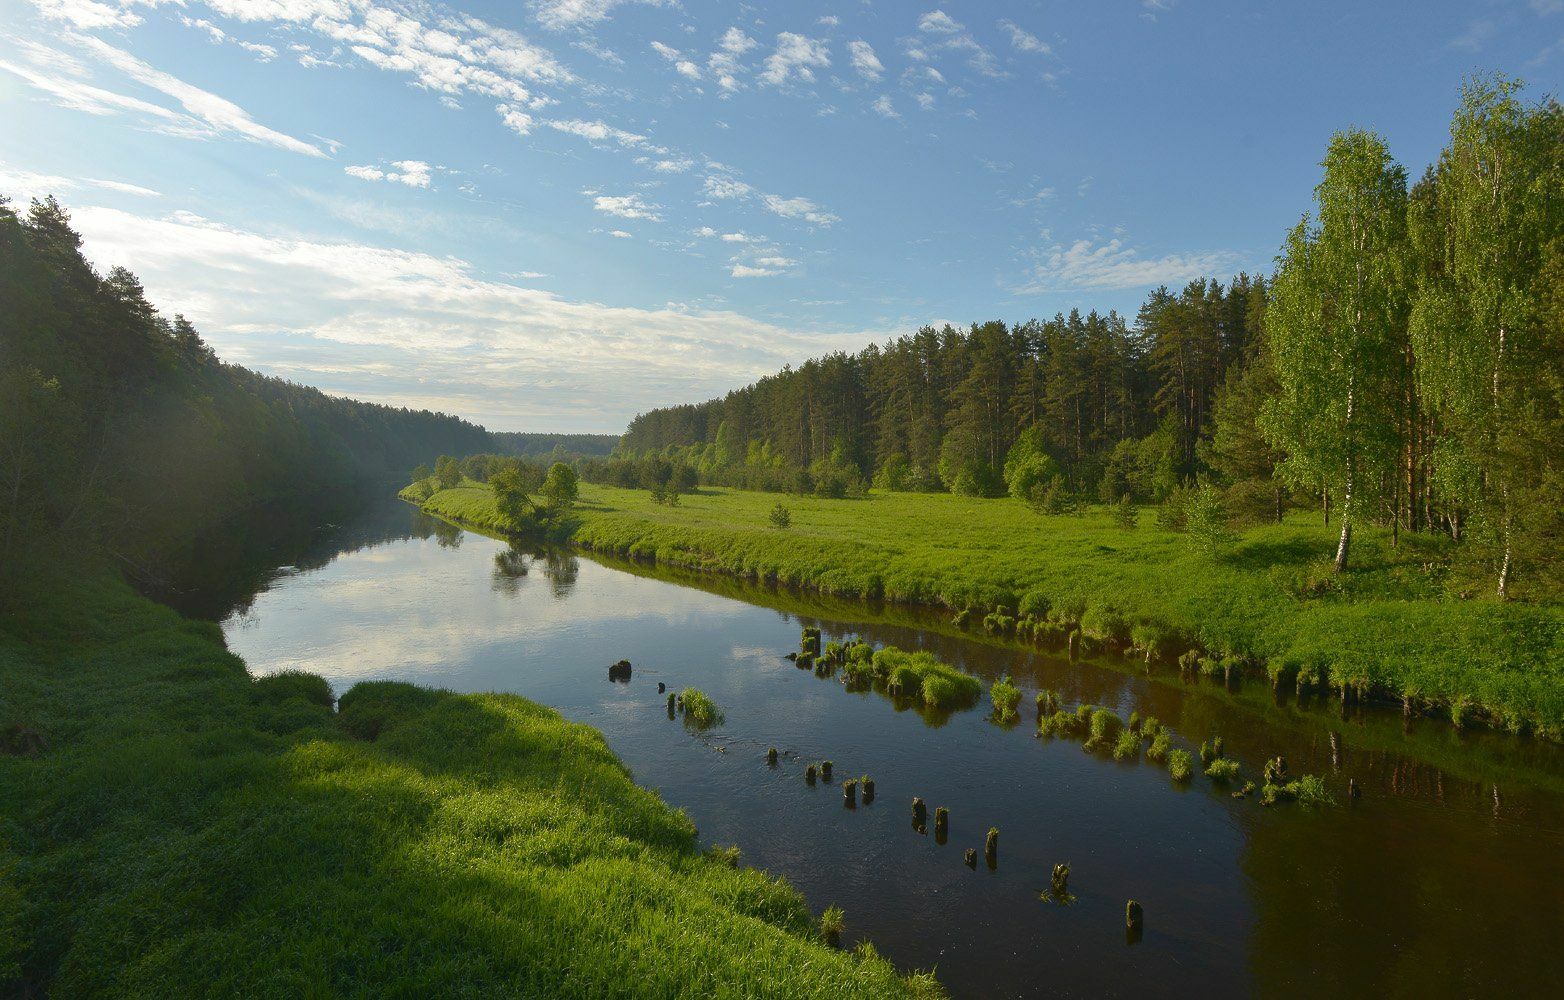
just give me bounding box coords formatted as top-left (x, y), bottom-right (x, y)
top-left (861, 777), bottom-right (875, 803)
top-left (911, 797), bottom-right (927, 826)
top-left (820, 760), bottom-right (833, 781)
top-left (805, 764), bottom-right (817, 784)
top-left (767, 747), bottom-right (779, 766)
top-left (984, 827), bottom-right (998, 867)
top-left (963, 849), bottom-right (977, 868)
top-left (843, 779), bottom-right (857, 807)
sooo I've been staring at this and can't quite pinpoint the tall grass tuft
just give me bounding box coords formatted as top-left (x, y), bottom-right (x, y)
top-left (989, 675), bottom-right (1021, 723)
top-left (1167, 749), bottom-right (1194, 782)
top-left (679, 688), bottom-right (724, 728)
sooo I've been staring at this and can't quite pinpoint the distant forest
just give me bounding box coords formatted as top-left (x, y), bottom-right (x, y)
top-left (600, 78), bottom-right (1563, 598)
top-left (492, 431), bottom-right (618, 458)
top-left (0, 196), bottom-right (492, 581)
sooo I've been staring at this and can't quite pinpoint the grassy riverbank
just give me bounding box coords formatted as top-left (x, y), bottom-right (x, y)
top-left (0, 568), bottom-right (934, 997)
top-left (406, 482), bottom-right (1564, 740)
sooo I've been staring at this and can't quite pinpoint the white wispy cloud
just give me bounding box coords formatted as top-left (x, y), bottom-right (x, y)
top-left (591, 192), bottom-right (661, 221)
top-left (0, 162), bottom-right (161, 201)
top-left (58, 33), bottom-right (325, 157)
top-left (530, 0), bottom-right (670, 32)
top-left (650, 39), bottom-right (702, 79)
top-left (998, 20), bottom-right (1050, 54)
top-left (702, 174), bottom-right (753, 200)
top-left (872, 94), bottom-right (899, 118)
top-left (759, 32), bottom-right (830, 87)
top-left (1014, 237), bottom-right (1243, 293)
top-left (33, 0), bottom-right (140, 30)
top-left (708, 26), bottom-right (757, 92)
top-left (918, 10), bottom-right (963, 35)
top-left (345, 160), bottom-right (434, 188)
top-left (65, 204), bottom-right (885, 429)
top-left (761, 193), bottom-right (838, 227)
top-left (847, 40), bottom-right (883, 81)
top-left (545, 118), bottom-right (657, 149)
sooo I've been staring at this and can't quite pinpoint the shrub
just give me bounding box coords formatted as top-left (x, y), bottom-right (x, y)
top-left (1185, 481), bottom-right (1236, 555)
top-left (1167, 749), bottom-right (1194, 782)
top-left (679, 688), bottom-right (724, 728)
top-left (768, 502), bottom-right (792, 529)
top-left (1199, 736), bottom-right (1225, 765)
top-left (990, 675), bottom-right (1021, 723)
top-left (1112, 494), bottom-right (1137, 530)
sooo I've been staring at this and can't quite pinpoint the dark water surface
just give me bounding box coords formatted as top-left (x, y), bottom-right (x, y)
top-left (195, 499), bottom-right (1564, 998)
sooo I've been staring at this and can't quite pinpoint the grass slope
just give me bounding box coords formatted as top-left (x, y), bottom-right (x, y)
top-left (408, 482), bottom-right (1564, 739)
top-left (0, 570), bottom-right (931, 997)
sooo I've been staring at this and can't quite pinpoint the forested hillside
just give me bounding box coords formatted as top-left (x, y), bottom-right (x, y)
top-left (605, 79), bottom-right (1563, 600)
top-left (491, 431), bottom-right (619, 458)
top-left (0, 196), bottom-right (493, 583)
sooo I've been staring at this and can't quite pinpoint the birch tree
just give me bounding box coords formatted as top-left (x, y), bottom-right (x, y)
top-left (1409, 77), bottom-right (1559, 598)
top-left (1261, 129), bottom-right (1409, 572)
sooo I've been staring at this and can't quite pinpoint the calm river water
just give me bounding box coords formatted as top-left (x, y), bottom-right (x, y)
top-left (185, 498), bottom-right (1564, 998)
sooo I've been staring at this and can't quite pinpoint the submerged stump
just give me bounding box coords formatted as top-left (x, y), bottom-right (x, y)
top-left (911, 797), bottom-right (927, 826)
top-left (608, 659), bottom-right (632, 682)
top-left (984, 827), bottom-right (998, 867)
top-left (806, 764), bottom-right (817, 785)
top-left (1126, 899), bottom-right (1143, 930)
top-left (934, 806), bottom-right (949, 837)
top-left (861, 777), bottom-right (875, 803)
top-left (820, 760), bottom-right (833, 781)
top-left (767, 747), bottom-right (779, 765)
top-left (843, 779), bottom-right (857, 806)
top-left (657, 681), bottom-right (666, 694)
top-left (963, 848), bottom-right (977, 869)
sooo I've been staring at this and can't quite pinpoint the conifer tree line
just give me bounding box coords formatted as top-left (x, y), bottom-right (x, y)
top-left (0, 196), bottom-right (493, 580)
top-left (599, 78), bottom-right (1563, 597)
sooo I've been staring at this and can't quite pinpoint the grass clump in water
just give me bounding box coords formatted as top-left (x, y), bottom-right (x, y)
top-left (1205, 757), bottom-right (1241, 782)
top-left (989, 675), bottom-right (1021, 724)
top-left (1112, 729), bottom-right (1141, 761)
top-left (679, 687), bottom-right (724, 728)
top-left (820, 906), bottom-right (846, 947)
top-left (1085, 708), bottom-right (1124, 750)
top-left (1145, 729), bottom-right (1172, 763)
top-left (1167, 749), bottom-right (1195, 782)
top-left (866, 647), bottom-right (981, 710)
top-left (1260, 773), bottom-right (1336, 807)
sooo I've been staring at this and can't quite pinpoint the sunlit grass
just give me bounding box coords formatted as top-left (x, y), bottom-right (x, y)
top-left (412, 481), bottom-right (1564, 739)
top-left (0, 569), bottom-right (931, 997)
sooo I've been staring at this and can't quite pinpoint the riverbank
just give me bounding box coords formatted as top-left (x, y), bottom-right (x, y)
top-left (0, 566), bottom-right (934, 997)
top-left (406, 482), bottom-right (1564, 741)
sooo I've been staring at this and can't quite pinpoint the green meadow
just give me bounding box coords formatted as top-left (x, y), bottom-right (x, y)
top-left (408, 481), bottom-right (1564, 740)
top-left (0, 567), bottom-right (936, 997)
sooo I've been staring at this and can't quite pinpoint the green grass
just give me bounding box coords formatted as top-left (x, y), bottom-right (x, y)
top-left (0, 568), bottom-right (932, 997)
top-left (1167, 749), bottom-right (1195, 782)
top-left (408, 481), bottom-right (1564, 739)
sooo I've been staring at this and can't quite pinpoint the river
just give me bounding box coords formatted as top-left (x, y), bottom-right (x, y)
top-left (174, 497), bottom-right (1564, 998)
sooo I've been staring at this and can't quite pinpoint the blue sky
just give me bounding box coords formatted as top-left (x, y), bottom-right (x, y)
top-left (2, 0), bottom-right (1560, 431)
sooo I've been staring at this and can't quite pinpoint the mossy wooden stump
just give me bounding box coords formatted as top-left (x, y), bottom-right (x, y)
top-left (843, 779), bottom-right (857, 806)
top-left (984, 827), bottom-right (998, 867)
top-left (766, 747), bottom-right (779, 766)
top-left (1051, 863), bottom-right (1070, 898)
top-left (608, 659), bottom-right (632, 682)
top-left (666, 692), bottom-right (676, 711)
top-left (963, 848), bottom-right (977, 869)
top-left (820, 760), bottom-right (833, 781)
top-left (911, 797), bottom-right (927, 828)
top-left (805, 764), bottom-right (817, 785)
top-left (657, 681), bottom-right (665, 693)
top-left (861, 777), bottom-right (875, 803)
top-left (933, 806), bottom-right (949, 844)
top-left (1126, 899), bottom-right (1143, 930)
